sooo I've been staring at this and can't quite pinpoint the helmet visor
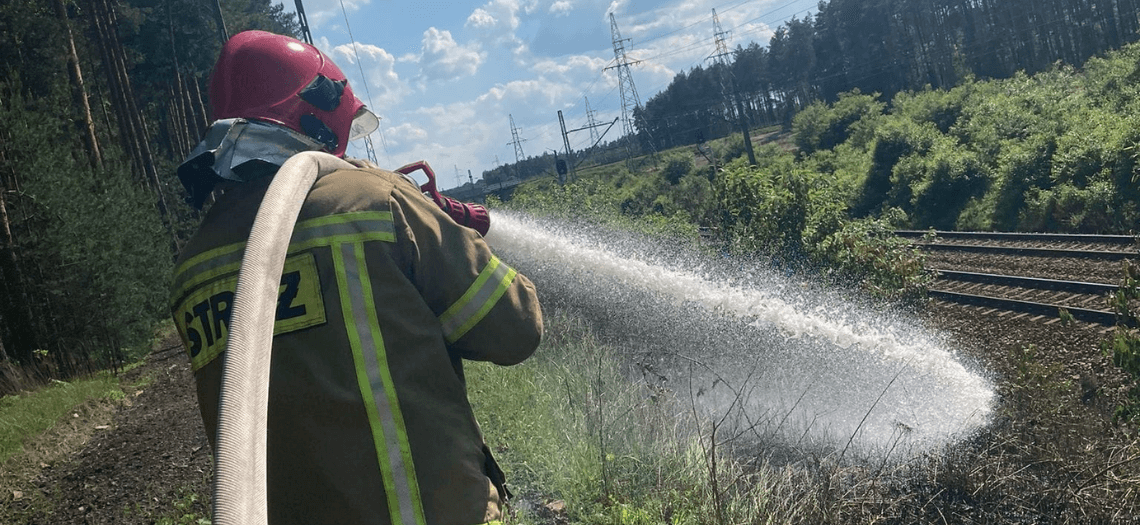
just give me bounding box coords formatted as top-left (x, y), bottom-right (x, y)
top-left (350, 108), bottom-right (380, 141)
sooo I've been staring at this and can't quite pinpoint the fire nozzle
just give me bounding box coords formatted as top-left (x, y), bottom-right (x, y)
top-left (395, 161), bottom-right (491, 237)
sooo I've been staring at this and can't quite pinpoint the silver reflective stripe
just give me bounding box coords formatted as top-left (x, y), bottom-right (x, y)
top-left (172, 212), bottom-right (395, 300)
top-left (341, 242), bottom-right (421, 525)
top-left (299, 219), bottom-right (392, 241)
top-left (440, 259), bottom-right (513, 342)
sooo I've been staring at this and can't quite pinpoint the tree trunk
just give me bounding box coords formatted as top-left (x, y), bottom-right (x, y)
top-left (189, 74), bottom-right (209, 134)
top-left (89, 0), bottom-right (140, 179)
top-left (0, 172), bottom-right (39, 366)
top-left (52, 0), bottom-right (103, 172)
top-left (90, 0), bottom-right (176, 245)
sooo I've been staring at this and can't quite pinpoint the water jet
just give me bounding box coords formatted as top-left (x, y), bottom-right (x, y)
top-left (485, 212), bottom-right (994, 460)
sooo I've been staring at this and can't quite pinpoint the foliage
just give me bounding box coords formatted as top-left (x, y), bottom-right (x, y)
top-left (890, 85), bottom-right (971, 133)
top-left (0, 0), bottom-right (297, 381)
top-left (715, 155), bottom-right (810, 256)
top-left (628, 0), bottom-right (1140, 167)
top-left (0, 79), bottom-right (171, 374)
top-left (852, 118), bottom-right (943, 217)
top-left (894, 138), bottom-right (989, 230)
top-left (1102, 261), bottom-right (1140, 422)
top-left (792, 90), bottom-right (885, 155)
top-left (661, 153), bottom-right (695, 185)
top-left (811, 211), bottom-right (934, 303)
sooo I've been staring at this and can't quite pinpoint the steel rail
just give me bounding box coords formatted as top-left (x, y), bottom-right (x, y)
top-left (927, 290), bottom-right (1119, 326)
top-left (934, 270), bottom-right (1119, 295)
top-left (914, 243), bottom-right (1136, 259)
top-left (896, 230), bottom-right (1139, 244)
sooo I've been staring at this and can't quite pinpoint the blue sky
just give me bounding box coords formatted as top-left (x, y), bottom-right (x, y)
top-left (288, 0), bottom-right (818, 189)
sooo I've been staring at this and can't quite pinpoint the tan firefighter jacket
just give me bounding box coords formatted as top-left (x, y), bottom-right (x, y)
top-left (169, 165), bottom-right (543, 525)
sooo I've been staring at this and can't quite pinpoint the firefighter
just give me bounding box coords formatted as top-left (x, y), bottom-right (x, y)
top-left (170, 30), bottom-right (542, 525)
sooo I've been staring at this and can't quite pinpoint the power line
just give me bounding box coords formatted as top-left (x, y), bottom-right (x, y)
top-left (338, 0), bottom-right (386, 165)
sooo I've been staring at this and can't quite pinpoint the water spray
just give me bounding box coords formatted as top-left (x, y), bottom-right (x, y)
top-left (485, 212), bottom-right (995, 459)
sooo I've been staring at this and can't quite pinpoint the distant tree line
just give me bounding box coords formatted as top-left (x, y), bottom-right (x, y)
top-left (635, 0), bottom-right (1140, 151)
top-left (0, 0), bottom-right (296, 391)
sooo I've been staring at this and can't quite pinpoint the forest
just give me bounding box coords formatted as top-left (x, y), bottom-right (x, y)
top-left (0, 0), bottom-right (297, 391)
top-left (2, 0), bottom-right (1139, 389)
top-left (634, 0), bottom-right (1140, 152)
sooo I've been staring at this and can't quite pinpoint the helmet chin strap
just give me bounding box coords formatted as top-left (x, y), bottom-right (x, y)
top-left (177, 119), bottom-right (325, 208)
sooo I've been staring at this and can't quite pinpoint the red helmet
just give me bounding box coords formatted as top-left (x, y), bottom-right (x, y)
top-left (208, 30), bottom-right (377, 157)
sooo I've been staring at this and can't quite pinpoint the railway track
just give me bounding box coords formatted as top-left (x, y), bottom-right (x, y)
top-left (899, 230), bottom-right (1138, 327)
top-left (896, 230), bottom-right (1139, 259)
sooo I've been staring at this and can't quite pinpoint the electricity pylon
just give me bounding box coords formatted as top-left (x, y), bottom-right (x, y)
top-left (710, 8), bottom-right (755, 165)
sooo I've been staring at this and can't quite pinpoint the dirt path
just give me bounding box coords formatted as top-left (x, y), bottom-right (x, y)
top-left (15, 340), bottom-right (212, 524)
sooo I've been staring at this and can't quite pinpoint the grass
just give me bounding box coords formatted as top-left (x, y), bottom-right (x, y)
top-left (466, 311), bottom-right (811, 525)
top-left (467, 304), bottom-right (1140, 524)
top-left (0, 371), bottom-right (130, 523)
top-left (0, 372), bottom-right (125, 464)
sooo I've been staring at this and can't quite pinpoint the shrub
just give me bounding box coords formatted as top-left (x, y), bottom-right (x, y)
top-left (852, 118), bottom-right (942, 217)
top-left (891, 85), bottom-right (971, 133)
top-left (660, 153), bottom-right (695, 185)
top-left (1019, 180), bottom-right (1124, 233)
top-left (896, 139), bottom-right (990, 230)
top-left (715, 158), bottom-right (811, 256)
top-left (792, 90), bottom-right (885, 155)
top-left (811, 210), bottom-right (933, 303)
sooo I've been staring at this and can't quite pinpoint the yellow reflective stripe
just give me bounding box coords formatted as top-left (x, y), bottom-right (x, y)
top-left (439, 256), bottom-right (517, 343)
top-left (171, 211), bottom-right (396, 306)
top-left (170, 244), bottom-right (246, 308)
top-left (336, 242), bottom-right (426, 525)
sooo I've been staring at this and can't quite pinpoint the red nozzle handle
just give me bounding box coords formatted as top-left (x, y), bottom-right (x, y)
top-left (395, 160), bottom-right (491, 236)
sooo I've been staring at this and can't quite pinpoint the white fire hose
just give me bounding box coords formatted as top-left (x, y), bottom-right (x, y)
top-left (213, 151), bottom-right (353, 525)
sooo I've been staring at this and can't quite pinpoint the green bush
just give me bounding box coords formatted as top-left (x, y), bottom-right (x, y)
top-left (715, 157), bottom-right (811, 256)
top-left (895, 139), bottom-right (990, 230)
top-left (891, 84), bottom-right (971, 133)
top-left (660, 153), bottom-right (695, 185)
top-left (1019, 180), bottom-right (1127, 233)
top-left (792, 90), bottom-right (885, 155)
top-left (811, 211), bottom-right (933, 303)
top-left (989, 134), bottom-right (1056, 230)
top-left (715, 134), bottom-right (749, 162)
top-left (853, 118), bottom-right (942, 217)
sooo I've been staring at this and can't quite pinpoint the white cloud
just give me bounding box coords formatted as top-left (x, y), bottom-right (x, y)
top-left (466, 8), bottom-right (497, 28)
top-left (295, 0), bottom-right (371, 33)
top-left (531, 55), bottom-right (609, 81)
top-left (550, 0), bottom-right (573, 15)
top-left (465, 0), bottom-right (525, 47)
top-left (477, 79), bottom-right (578, 111)
top-left (328, 42), bottom-right (410, 110)
top-left (383, 122), bottom-right (428, 148)
top-left (604, 0), bottom-right (627, 18)
top-left (418, 28), bottom-right (485, 82)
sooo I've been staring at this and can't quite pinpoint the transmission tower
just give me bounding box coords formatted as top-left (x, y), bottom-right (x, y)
top-left (710, 9), bottom-right (755, 164)
top-left (606, 13), bottom-right (643, 140)
top-left (601, 14), bottom-right (656, 160)
top-left (584, 96), bottom-right (601, 145)
top-left (508, 114), bottom-right (526, 163)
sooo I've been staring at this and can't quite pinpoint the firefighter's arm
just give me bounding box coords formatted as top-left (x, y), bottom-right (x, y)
top-left (390, 179), bottom-right (542, 365)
